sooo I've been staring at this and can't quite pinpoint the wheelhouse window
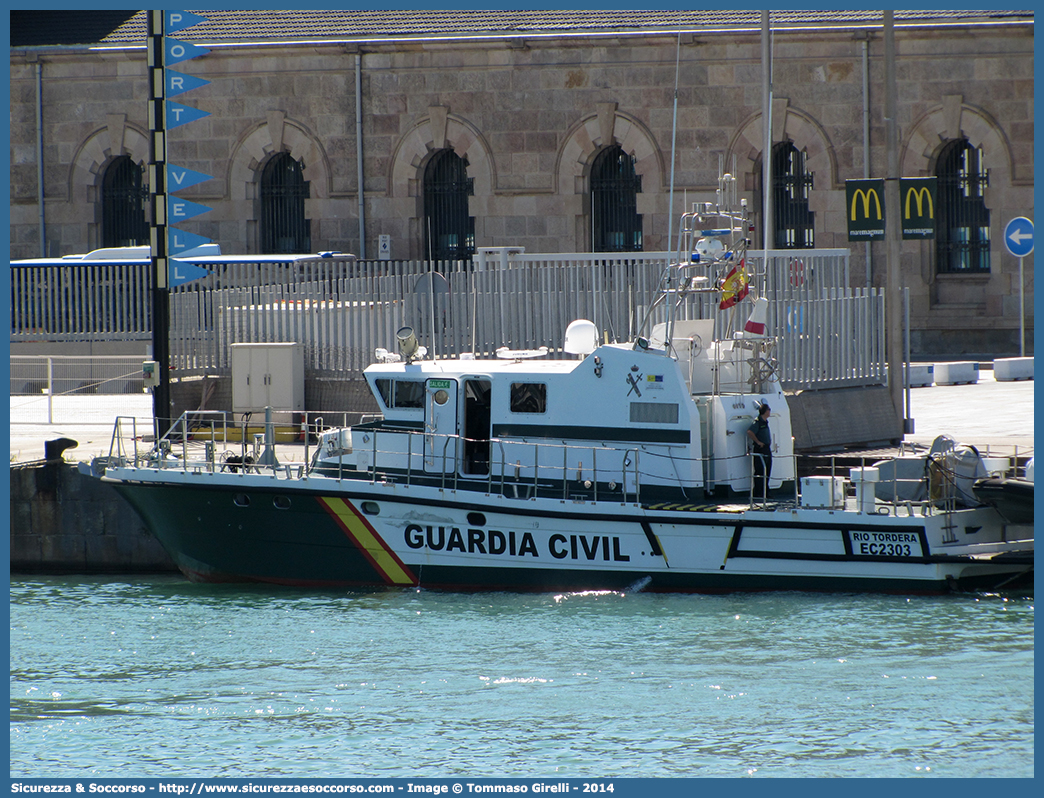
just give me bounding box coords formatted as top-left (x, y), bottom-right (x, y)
top-left (423, 149), bottom-right (475, 261)
top-left (591, 144), bottom-right (643, 252)
top-left (935, 139), bottom-right (990, 273)
top-left (510, 383), bottom-right (547, 414)
top-left (260, 152), bottom-right (311, 254)
top-left (101, 155), bottom-right (149, 248)
top-left (374, 379), bottom-right (424, 409)
top-left (757, 142), bottom-right (815, 249)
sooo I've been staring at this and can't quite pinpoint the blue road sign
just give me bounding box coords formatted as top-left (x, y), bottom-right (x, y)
top-left (1004, 217), bottom-right (1034, 258)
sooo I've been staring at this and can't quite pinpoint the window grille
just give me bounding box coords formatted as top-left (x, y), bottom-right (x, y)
top-left (771, 142), bottom-right (815, 249)
top-left (260, 152), bottom-right (311, 254)
top-left (423, 150), bottom-right (475, 261)
top-left (101, 156), bottom-right (149, 248)
top-left (935, 139), bottom-right (990, 273)
top-left (591, 145), bottom-right (643, 252)
top-left (630, 402), bottom-right (679, 424)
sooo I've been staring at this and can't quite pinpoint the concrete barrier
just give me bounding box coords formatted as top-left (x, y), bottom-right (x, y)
top-left (993, 357), bottom-right (1033, 381)
top-left (933, 361), bottom-right (979, 385)
top-left (905, 363), bottom-right (934, 387)
top-left (786, 385), bottom-right (903, 452)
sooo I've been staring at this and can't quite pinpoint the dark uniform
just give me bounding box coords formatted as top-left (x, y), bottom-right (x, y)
top-left (748, 411), bottom-right (772, 497)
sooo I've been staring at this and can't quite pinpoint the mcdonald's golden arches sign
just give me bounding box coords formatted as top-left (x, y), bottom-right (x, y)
top-left (845, 179), bottom-right (885, 240)
top-left (845, 177), bottom-right (938, 241)
top-left (900, 177), bottom-right (936, 239)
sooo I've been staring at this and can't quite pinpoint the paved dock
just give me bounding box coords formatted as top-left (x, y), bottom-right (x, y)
top-left (7, 368), bottom-right (1035, 465)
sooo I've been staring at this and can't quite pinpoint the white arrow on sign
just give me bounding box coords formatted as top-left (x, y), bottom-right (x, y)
top-left (1004, 216), bottom-right (1034, 257)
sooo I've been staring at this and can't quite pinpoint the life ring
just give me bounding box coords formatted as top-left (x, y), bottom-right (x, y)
top-left (789, 259), bottom-right (806, 287)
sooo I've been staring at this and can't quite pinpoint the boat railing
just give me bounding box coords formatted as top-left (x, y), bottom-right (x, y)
top-left (106, 410), bottom-right (312, 477)
top-left (355, 425), bottom-right (643, 504)
top-left (735, 443), bottom-right (1014, 516)
top-left (350, 425), bottom-right (987, 514)
top-left (107, 416), bottom-right (146, 465)
top-left (105, 411), bottom-right (1030, 517)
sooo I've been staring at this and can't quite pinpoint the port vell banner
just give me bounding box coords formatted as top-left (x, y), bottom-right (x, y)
top-left (161, 10), bottom-right (213, 286)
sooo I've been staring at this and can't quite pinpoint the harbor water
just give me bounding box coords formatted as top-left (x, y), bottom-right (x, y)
top-left (10, 575), bottom-right (1034, 779)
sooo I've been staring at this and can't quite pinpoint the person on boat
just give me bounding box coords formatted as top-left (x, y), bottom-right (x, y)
top-left (747, 403), bottom-right (772, 498)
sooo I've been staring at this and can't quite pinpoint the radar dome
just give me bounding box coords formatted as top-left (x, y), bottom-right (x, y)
top-left (564, 319), bottom-right (598, 355)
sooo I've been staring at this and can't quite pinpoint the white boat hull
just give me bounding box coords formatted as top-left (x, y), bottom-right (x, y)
top-left (100, 465), bottom-right (1032, 594)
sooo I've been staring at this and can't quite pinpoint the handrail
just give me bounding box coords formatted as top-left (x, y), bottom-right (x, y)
top-left (345, 427), bottom-right (647, 503)
top-left (102, 410), bottom-right (1024, 514)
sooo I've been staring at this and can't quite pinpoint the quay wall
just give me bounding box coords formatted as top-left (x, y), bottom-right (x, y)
top-left (10, 461), bottom-right (177, 574)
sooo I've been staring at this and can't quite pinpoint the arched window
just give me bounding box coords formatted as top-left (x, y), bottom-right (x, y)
top-left (260, 152), bottom-right (310, 254)
top-left (590, 145), bottom-right (643, 252)
top-left (101, 155), bottom-right (149, 248)
top-left (935, 139), bottom-right (990, 273)
top-left (756, 142), bottom-right (815, 249)
top-left (423, 149), bottom-right (475, 261)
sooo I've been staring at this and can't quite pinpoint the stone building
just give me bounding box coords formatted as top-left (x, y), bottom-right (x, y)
top-left (9, 9), bottom-right (1034, 355)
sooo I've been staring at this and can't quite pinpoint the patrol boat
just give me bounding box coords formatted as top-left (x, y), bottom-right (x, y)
top-left (89, 185), bottom-right (1033, 593)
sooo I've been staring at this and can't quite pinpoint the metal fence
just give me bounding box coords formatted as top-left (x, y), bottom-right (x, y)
top-left (10, 355), bottom-right (148, 425)
top-left (11, 262), bottom-right (152, 341)
top-left (751, 249), bottom-right (884, 387)
top-left (10, 248), bottom-right (882, 390)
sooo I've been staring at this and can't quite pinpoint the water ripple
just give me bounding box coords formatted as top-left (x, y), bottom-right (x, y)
top-left (10, 576), bottom-right (1033, 778)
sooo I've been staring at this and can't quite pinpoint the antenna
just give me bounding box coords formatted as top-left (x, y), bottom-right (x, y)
top-left (666, 32), bottom-right (681, 251)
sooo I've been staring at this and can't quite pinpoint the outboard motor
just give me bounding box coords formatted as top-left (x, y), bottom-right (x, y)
top-left (928, 438), bottom-right (987, 507)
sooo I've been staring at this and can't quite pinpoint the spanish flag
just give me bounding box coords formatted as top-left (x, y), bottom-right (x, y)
top-left (719, 260), bottom-right (750, 309)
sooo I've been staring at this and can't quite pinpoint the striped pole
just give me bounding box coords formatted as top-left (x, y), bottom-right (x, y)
top-left (147, 10), bottom-right (172, 436)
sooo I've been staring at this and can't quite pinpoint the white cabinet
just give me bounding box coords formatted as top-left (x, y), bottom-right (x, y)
top-left (231, 343), bottom-right (304, 413)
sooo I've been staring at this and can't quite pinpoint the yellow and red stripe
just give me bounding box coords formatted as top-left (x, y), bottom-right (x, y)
top-left (317, 497), bottom-right (417, 586)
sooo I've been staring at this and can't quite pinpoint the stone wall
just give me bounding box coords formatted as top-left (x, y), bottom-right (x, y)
top-left (9, 21), bottom-right (1033, 355)
top-left (10, 461), bottom-right (177, 573)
